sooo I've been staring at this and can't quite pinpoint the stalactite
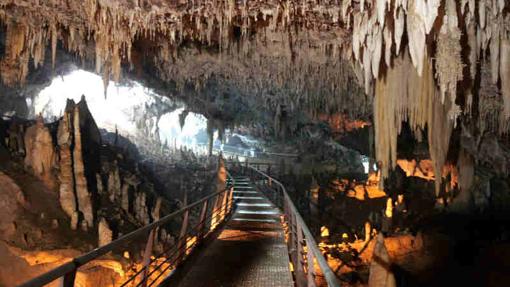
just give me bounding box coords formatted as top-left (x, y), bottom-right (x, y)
top-left (499, 37), bottom-right (510, 133)
top-left (435, 0), bottom-right (463, 123)
top-left (374, 51), bottom-right (453, 194)
top-left (51, 23), bottom-right (57, 70)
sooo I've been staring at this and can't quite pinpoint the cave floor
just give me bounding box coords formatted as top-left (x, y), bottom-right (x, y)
top-left (171, 176), bottom-right (294, 287)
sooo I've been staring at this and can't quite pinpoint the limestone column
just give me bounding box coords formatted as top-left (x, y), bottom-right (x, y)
top-left (73, 106), bottom-right (94, 229)
top-left (57, 107), bottom-right (77, 221)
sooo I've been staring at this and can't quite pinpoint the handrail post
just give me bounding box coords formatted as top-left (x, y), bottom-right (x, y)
top-left (141, 229), bottom-right (155, 287)
top-left (295, 220), bottom-right (306, 287)
top-left (59, 267), bottom-right (76, 287)
top-left (305, 238), bottom-right (317, 287)
top-left (176, 198), bottom-right (190, 265)
top-left (220, 189), bottom-right (228, 222)
top-left (210, 192), bottom-right (221, 230)
top-left (197, 200), bottom-right (209, 241)
top-left (290, 212), bottom-right (298, 276)
top-left (227, 187), bottom-right (234, 214)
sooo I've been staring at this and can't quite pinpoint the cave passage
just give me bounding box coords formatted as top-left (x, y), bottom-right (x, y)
top-left (1, 1), bottom-right (510, 287)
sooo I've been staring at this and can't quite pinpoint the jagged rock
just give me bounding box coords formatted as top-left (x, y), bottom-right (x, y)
top-left (151, 197), bottom-right (162, 222)
top-left (0, 171), bottom-right (26, 207)
top-left (70, 211), bottom-right (79, 230)
top-left (96, 173), bottom-right (104, 194)
top-left (33, 228), bottom-right (42, 239)
top-left (107, 161), bottom-right (121, 202)
top-left (73, 104), bottom-right (94, 229)
top-left (98, 217), bottom-right (113, 247)
top-left (120, 184), bottom-right (130, 212)
top-left (5, 221), bottom-right (17, 237)
top-left (51, 219), bottom-right (59, 229)
top-left (368, 233), bottom-right (396, 287)
top-left (57, 97), bottom-right (101, 228)
top-left (23, 116), bottom-right (56, 187)
top-left (216, 155), bottom-right (227, 193)
top-left (57, 101), bottom-right (77, 220)
top-left (134, 192), bottom-right (149, 225)
top-left (80, 219), bottom-right (89, 232)
top-left (6, 119), bottom-right (25, 155)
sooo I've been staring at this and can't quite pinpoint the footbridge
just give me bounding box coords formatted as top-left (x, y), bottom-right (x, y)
top-left (19, 164), bottom-right (340, 287)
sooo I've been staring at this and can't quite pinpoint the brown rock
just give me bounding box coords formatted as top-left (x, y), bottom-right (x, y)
top-left (57, 103), bottom-right (77, 220)
top-left (70, 211), bottom-right (79, 230)
top-left (24, 116), bottom-right (56, 188)
top-left (0, 172), bottom-right (24, 240)
top-left (73, 105), bottom-right (94, 229)
top-left (368, 233), bottom-right (396, 287)
top-left (121, 184), bottom-right (130, 212)
top-left (98, 217), bottom-right (113, 247)
top-left (107, 162), bottom-right (121, 202)
top-left (96, 173), bottom-right (104, 194)
top-left (51, 219), bottom-right (59, 229)
top-left (151, 197), bottom-right (162, 222)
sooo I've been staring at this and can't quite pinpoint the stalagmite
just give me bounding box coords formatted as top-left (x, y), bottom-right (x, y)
top-left (57, 103), bottom-right (77, 220)
top-left (121, 184), bottom-right (130, 212)
top-left (385, 198), bottom-right (393, 218)
top-left (24, 117), bottom-right (55, 187)
top-left (368, 234), bottom-right (397, 287)
top-left (364, 221), bottom-right (371, 242)
top-left (151, 197), bottom-right (163, 222)
top-left (73, 106), bottom-right (94, 229)
top-left (451, 149), bottom-right (475, 212)
top-left (98, 217), bottom-right (113, 247)
top-left (108, 162), bottom-right (121, 202)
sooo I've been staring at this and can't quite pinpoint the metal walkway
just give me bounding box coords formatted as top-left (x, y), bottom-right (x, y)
top-left (173, 176), bottom-right (294, 287)
top-left (18, 164), bottom-right (340, 287)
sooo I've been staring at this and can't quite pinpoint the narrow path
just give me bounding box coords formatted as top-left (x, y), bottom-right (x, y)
top-left (175, 176), bottom-right (294, 287)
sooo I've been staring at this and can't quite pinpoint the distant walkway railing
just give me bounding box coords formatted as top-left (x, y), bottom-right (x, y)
top-left (237, 164), bottom-right (340, 287)
top-left (19, 174), bottom-right (235, 287)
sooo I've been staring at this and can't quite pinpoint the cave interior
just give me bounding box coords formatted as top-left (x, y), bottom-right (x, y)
top-left (0, 1), bottom-right (509, 287)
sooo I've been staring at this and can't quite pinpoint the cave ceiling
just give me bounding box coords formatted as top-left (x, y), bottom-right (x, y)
top-left (1, 0), bottom-right (510, 190)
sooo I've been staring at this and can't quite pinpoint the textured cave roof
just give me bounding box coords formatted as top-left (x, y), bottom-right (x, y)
top-left (1, 0), bottom-right (510, 193)
top-left (0, 0), bottom-right (370, 124)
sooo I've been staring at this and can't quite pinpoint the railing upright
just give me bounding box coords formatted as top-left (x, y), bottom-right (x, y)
top-left (197, 200), bottom-right (209, 241)
top-left (141, 229), bottom-right (156, 287)
top-left (19, 171), bottom-right (236, 287)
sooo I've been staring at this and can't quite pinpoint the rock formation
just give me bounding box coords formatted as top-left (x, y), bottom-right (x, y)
top-left (98, 217), bottom-right (113, 247)
top-left (56, 98), bottom-right (101, 229)
top-left (368, 233), bottom-right (396, 287)
top-left (23, 116), bottom-right (56, 188)
top-left (57, 102), bottom-right (77, 220)
top-left (73, 105), bottom-right (94, 229)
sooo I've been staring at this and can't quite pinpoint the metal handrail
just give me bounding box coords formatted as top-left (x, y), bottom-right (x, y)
top-left (241, 165), bottom-right (340, 287)
top-left (19, 172), bottom-right (235, 287)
